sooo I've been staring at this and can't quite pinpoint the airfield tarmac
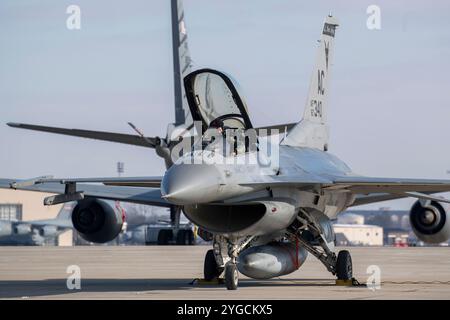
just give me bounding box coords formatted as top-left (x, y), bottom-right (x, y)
top-left (0, 246), bottom-right (449, 299)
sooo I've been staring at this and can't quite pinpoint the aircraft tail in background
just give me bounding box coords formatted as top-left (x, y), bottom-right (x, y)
top-left (168, 0), bottom-right (194, 141)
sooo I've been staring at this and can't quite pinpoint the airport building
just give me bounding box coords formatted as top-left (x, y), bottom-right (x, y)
top-left (0, 189), bottom-right (72, 246)
top-left (339, 209), bottom-right (450, 246)
top-left (334, 224), bottom-right (384, 246)
top-left (0, 203), bottom-right (22, 220)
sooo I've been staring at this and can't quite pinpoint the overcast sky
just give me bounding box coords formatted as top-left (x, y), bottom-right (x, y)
top-left (1, 0), bottom-right (449, 210)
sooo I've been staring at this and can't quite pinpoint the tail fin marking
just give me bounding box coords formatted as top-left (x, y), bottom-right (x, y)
top-left (281, 15), bottom-right (339, 150)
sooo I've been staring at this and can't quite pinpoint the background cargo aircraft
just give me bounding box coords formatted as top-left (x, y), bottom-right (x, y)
top-left (117, 203), bottom-right (194, 245)
top-left (0, 200), bottom-right (188, 246)
top-left (0, 203), bottom-right (72, 245)
top-left (2, 3), bottom-right (450, 290)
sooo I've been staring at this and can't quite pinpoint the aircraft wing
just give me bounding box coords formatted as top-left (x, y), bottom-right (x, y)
top-left (7, 122), bottom-right (296, 147)
top-left (351, 192), bottom-right (412, 207)
top-left (326, 176), bottom-right (450, 194)
top-left (326, 176), bottom-right (450, 206)
top-left (7, 176), bottom-right (162, 188)
top-left (12, 219), bottom-right (73, 229)
top-left (0, 178), bottom-right (170, 207)
top-left (239, 175), bottom-right (450, 205)
top-left (7, 122), bottom-right (158, 148)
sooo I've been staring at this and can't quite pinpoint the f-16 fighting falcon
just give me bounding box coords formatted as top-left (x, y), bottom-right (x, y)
top-left (3, 6), bottom-right (450, 290)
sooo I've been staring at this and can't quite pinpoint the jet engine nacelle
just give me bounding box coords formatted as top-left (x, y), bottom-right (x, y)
top-left (410, 200), bottom-right (450, 244)
top-left (72, 199), bottom-right (123, 243)
top-left (39, 225), bottom-right (58, 237)
top-left (237, 243), bottom-right (308, 279)
top-left (13, 224), bottom-right (32, 235)
top-left (0, 221), bottom-right (12, 236)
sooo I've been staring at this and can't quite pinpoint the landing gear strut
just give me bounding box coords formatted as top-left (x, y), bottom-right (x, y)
top-left (203, 235), bottom-right (255, 290)
top-left (290, 209), bottom-right (353, 281)
top-left (223, 236), bottom-right (255, 290)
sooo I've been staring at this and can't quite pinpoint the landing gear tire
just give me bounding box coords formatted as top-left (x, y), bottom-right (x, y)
top-left (157, 230), bottom-right (172, 245)
top-left (336, 250), bottom-right (353, 280)
top-left (225, 263), bottom-right (239, 290)
top-left (187, 230), bottom-right (195, 245)
top-left (176, 230), bottom-right (186, 245)
top-left (176, 230), bottom-right (195, 245)
top-left (204, 249), bottom-right (223, 280)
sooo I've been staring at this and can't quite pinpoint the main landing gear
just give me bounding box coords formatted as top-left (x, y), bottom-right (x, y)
top-left (204, 249), bottom-right (223, 281)
top-left (290, 209), bottom-right (353, 282)
top-left (293, 234), bottom-right (353, 280)
top-left (336, 250), bottom-right (353, 280)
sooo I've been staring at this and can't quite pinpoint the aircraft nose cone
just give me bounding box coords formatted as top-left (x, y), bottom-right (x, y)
top-left (161, 164), bottom-right (223, 205)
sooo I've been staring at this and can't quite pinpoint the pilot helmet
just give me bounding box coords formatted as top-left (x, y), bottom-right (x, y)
top-left (209, 118), bottom-right (224, 130)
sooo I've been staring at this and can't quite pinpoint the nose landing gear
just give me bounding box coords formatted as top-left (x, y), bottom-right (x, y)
top-left (224, 262), bottom-right (239, 290)
top-left (201, 235), bottom-right (255, 290)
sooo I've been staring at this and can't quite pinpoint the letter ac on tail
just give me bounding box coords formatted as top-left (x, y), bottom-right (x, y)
top-left (282, 15), bottom-right (339, 151)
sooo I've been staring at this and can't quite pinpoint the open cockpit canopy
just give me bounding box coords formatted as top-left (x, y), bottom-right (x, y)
top-left (184, 69), bottom-right (253, 134)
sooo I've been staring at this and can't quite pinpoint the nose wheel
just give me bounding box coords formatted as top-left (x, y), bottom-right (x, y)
top-left (225, 263), bottom-right (239, 290)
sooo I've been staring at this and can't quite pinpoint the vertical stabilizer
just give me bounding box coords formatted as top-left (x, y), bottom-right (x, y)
top-left (171, 0), bottom-right (193, 128)
top-left (281, 15), bottom-right (339, 150)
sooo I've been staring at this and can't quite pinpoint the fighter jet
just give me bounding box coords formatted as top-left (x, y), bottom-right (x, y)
top-left (2, 10), bottom-right (450, 290)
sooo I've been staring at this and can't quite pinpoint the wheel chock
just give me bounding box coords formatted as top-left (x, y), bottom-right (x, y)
top-left (335, 278), bottom-right (364, 287)
top-left (335, 279), bottom-right (353, 286)
top-left (190, 278), bottom-right (225, 285)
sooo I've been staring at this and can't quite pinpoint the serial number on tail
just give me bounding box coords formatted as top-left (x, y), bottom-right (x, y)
top-left (310, 100), bottom-right (323, 118)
